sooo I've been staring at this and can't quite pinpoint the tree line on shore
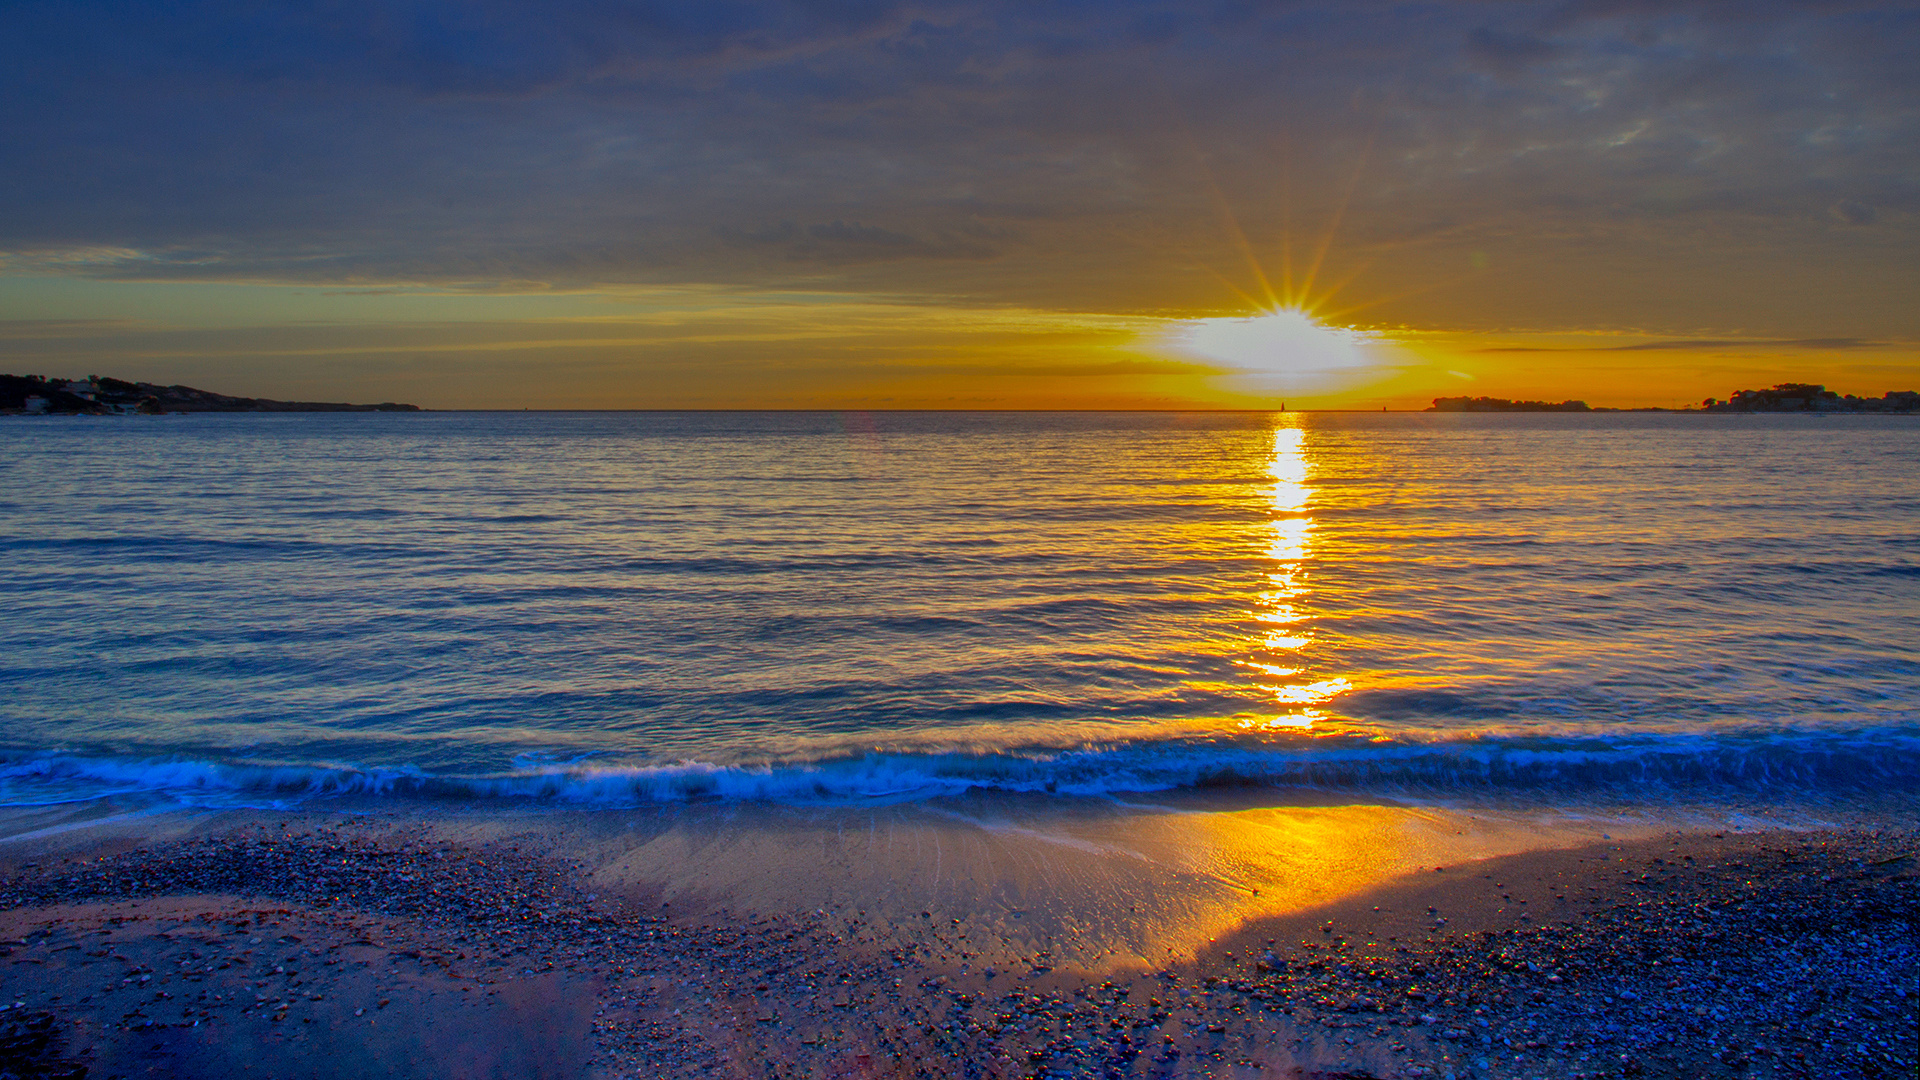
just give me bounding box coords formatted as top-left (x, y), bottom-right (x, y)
top-left (1700, 383), bottom-right (1918, 412)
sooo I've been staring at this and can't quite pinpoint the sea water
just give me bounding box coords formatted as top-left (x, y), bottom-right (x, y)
top-left (1, 411), bottom-right (1915, 808)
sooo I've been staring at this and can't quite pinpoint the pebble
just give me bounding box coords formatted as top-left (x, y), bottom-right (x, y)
top-left (0, 823), bottom-right (1912, 1079)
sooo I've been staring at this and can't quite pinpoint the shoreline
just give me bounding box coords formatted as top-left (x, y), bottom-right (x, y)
top-left (0, 800), bottom-right (1913, 1079)
top-left (8, 404), bottom-right (1920, 416)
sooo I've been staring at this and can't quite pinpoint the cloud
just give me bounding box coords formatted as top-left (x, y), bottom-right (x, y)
top-left (1463, 27), bottom-right (1565, 75)
top-left (1606, 338), bottom-right (1873, 351)
top-left (0, 246), bottom-right (156, 271)
top-left (0, 318), bottom-right (146, 340)
top-left (0, 0), bottom-right (1913, 342)
top-left (1480, 336), bottom-right (1888, 352)
top-left (0, 296), bottom-right (1219, 407)
top-left (719, 220), bottom-right (998, 262)
top-left (1829, 199), bottom-right (1879, 225)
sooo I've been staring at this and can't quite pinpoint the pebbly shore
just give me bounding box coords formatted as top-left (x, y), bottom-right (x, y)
top-left (0, 821), bottom-right (1912, 1080)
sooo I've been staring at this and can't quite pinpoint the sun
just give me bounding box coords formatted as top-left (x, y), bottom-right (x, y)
top-left (1163, 307), bottom-right (1384, 385)
top-left (1145, 140), bottom-right (1407, 396)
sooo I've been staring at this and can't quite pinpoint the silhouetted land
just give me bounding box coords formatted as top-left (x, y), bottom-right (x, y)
top-left (1, 374), bottom-right (420, 415)
top-left (1702, 383), bottom-right (1918, 413)
top-left (1428, 396), bottom-right (1592, 412)
top-left (8, 374), bottom-right (1915, 416)
top-left (1431, 383), bottom-right (1918, 414)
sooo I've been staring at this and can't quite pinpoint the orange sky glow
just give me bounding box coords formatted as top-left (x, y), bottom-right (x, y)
top-left (2, 2), bottom-right (1914, 409)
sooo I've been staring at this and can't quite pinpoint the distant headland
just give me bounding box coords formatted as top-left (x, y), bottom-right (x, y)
top-left (1, 374), bottom-right (420, 415)
top-left (6, 373), bottom-right (1915, 415)
top-left (1429, 383), bottom-right (1917, 414)
top-left (1427, 396), bottom-right (1593, 412)
top-left (1699, 383), bottom-right (1918, 413)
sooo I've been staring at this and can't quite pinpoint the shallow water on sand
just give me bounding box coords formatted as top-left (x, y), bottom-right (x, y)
top-left (1, 411), bottom-right (1915, 806)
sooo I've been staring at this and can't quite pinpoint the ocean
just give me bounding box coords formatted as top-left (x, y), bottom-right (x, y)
top-left (2, 410), bottom-right (1915, 809)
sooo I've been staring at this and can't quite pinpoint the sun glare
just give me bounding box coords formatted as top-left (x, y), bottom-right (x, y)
top-left (1166, 308), bottom-right (1382, 385)
top-left (1155, 147), bottom-right (1398, 398)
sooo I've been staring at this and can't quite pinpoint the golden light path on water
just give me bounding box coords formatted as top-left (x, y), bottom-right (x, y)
top-left (1242, 423), bottom-right (1349, 730)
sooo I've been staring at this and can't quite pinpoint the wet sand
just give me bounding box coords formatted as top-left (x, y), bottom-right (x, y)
top-left (0, 795), bottom-right (1913, 1079)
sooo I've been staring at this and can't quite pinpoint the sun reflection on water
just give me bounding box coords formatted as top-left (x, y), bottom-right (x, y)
top-left (1241, 424), bottom-right (1350, 729)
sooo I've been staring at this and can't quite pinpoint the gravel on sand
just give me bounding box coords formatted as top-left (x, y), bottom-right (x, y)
top-left (1, 822), bottom-right (1913, 1080)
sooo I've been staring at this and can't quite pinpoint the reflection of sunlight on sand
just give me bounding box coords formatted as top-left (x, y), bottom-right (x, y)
top-left (576, 795), bottom-right (1664, 975)
top-left (0, 797), bottom-right (1733, 989)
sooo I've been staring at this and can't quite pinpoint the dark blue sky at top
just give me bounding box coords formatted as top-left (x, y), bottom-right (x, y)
top-left (3, 0), bottom-right (1916, 332)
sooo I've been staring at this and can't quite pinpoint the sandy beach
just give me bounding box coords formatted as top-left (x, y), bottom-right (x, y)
top-left (0, 797), bottom-right (1913, 1080)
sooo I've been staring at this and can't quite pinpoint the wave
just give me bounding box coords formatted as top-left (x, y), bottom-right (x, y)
top-left (4, 727), bottom-right (1919, 810)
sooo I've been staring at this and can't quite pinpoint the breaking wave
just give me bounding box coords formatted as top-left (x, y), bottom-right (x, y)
top-left (4, 727), bottom-right (1917, 810)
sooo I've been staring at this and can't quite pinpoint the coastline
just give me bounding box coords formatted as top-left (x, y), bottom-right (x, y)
top-left (0, 797), bottom-right (1912, 1079)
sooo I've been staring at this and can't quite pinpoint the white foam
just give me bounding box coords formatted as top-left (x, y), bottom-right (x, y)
top-left (2, 726), bottom-right (1916, 811)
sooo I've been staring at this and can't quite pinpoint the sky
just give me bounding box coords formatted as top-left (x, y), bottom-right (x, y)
top-left (2, 0), bottom-right (1916, 409)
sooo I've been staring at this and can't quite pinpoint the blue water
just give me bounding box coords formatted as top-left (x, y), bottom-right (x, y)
top-left (1, 411), bottom-right (1915, 807)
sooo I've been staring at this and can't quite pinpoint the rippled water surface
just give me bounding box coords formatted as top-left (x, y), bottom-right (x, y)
top-left (2, 411), bottom-right (1915, 804)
